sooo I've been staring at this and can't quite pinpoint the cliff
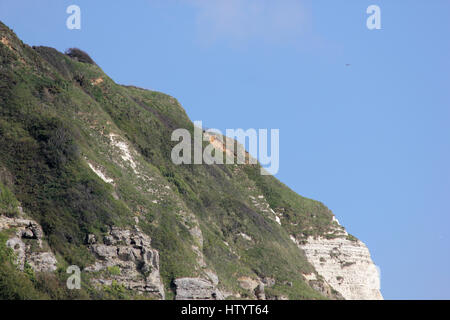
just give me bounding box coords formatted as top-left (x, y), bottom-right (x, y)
top-left (0, 21), bottom-right (381, 300)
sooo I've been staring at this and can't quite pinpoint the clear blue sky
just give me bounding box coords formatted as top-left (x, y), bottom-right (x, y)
top-left (1, 0), bottom-right (449, 299)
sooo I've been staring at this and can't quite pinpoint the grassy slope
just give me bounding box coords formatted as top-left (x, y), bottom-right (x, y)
top-left (0, 21), bottom-right (339, 299)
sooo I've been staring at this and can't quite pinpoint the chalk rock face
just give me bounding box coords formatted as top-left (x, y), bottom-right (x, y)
top-left (26, 252), bottom-right (58, 273)
top-left (299, 236), bottom-right (383, 300)
top-left (84, 226), bottom-right (165, 299)
top-left (174, 277), bottom-right (224, 300)
top-left (0, 215), bottom-right (57, 272)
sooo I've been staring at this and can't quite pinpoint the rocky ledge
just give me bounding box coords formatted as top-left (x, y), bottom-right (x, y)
top-left (0, 215), bottom-right (57, 272)
top-left (84, 226), bottom-right (165, 299)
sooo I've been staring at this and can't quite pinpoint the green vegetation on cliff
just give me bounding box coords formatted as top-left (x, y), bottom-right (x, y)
top-left (0, 21), bottom-right (338, 300)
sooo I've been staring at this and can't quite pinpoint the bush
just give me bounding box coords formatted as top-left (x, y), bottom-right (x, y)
top-left (107, 265), bottom-right (121, 276)
top-left (65, 48), bottom-right (96, 65)
top-left (103, 280), bottom-right (129, 299)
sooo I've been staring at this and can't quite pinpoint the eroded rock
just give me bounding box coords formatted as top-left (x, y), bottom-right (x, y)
top-left (174, 277), bottom-right (224, 300)
top-left (237, 276), bottom-right (259, 291)
top-left (86, 234), bottom-right (97, 245)
top-left (236, 276), bottom-right (271, 300)
top-left (85, 226), bottom-right (165, 299)
top-left (254, 283), bottom-right (265, 300)
top-left (298, 235), bottom-right (383, 300)
top-left (27, 252), bottom-right (58, 272)
top-left (0, 215), bottom-right (57, 273)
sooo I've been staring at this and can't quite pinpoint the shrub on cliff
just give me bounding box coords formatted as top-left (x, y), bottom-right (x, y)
top-left (65, 48), bottom-right (96, 65)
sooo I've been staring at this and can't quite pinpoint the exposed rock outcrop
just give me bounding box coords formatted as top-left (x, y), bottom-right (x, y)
top-left (174, 277), bottom-right (224, 300)
top-left (238, 276), bottom-right (260, 292)
top-left (254, 283), bottom-right (266, 300)
top-left (84, 226), bottom-right (165, 299)
top-left (0, 215), bottom-right (57, 272)
top-left (236, 276), bottom-right (278, 300)
top-left (295, 230), bottom-right (383, 300)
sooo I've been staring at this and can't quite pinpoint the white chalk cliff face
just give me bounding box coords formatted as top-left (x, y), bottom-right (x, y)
top-left (294, 218), bottom-right (383, 300)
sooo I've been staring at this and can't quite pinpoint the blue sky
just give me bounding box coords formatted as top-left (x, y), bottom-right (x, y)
top-left (1, 0), bottom-right (449, 299)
